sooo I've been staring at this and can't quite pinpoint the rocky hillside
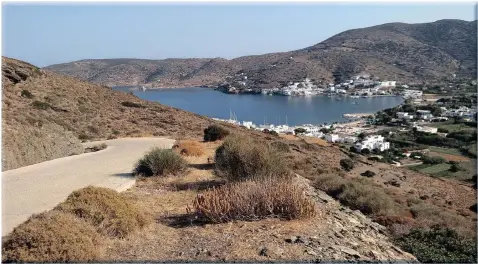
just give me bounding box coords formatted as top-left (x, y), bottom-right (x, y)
top-left (45, 19), bottom-right (476, 88)
top-left (2, 57), bottom-right (217, 170)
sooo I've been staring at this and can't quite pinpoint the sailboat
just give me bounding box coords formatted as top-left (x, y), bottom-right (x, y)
top-left (141, 86), bottom-right (147, 91)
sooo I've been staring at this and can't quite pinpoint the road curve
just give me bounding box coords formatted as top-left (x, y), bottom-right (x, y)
top-left (2, 137), bottom-right (176, 235)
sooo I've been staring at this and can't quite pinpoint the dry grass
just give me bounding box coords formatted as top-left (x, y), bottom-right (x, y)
top-left (85, 143), bottom-right (107, 152)
top-left (134, 148), bottom-right (187, 177)
top-left (173, 140), bottom-right (205, 157)
top-left (190, 179), bottom-right (317, 223)
top-left (55, 186), bottom-right (151, 238)
top-left (2, 211), bottom-right (101, 263)
top-left (214, 135), bottom-right (290, 182)
top-left (314, 175), bottom-right (395, 216)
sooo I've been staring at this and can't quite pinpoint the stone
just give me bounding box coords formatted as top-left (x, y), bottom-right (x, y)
top-left (338, 246), bottom-right (361, 258)
top-left (259, 246), bottom-right (283, 258)
top-left (285, 236), bottom-right (297, 243)
top-left (334, 231), bottom-right (344, 238)
top-left (305, 249), bottom-right (318, 256)
top-left (296, 236), bottom-right (307, 243)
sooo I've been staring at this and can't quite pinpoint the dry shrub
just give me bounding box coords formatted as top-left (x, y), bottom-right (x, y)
top-left (134, 148), bottom-right (187, 177)
top-left (190, 179), bottom-right (316, 223)
top-left (85, 143), bottom-right (107, 153)
top-left (2, 211), bottom-right (101, 263)
top-left (172, 140), bottom-right (205, 157)
top-left (214, 135), bottom-right (290, 181)
top-left (410, 203), bottom-right (470, 235)
top-left (55, 186), bottom-right (150, 238)
top-left (314, 175), bottom-right (395, 215)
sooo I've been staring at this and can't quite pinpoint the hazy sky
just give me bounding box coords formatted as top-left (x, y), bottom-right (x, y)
top-left (2, 3), bottom-right (476, 67)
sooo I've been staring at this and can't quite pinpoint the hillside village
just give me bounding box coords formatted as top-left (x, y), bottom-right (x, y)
top-left (214, 92), bottom-right (477, 168)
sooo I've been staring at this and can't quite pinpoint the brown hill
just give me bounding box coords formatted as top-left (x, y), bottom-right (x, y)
top-left (2, 57), bottom-right (217, 170)
top-left (45, 19), bottom-right (476, 88)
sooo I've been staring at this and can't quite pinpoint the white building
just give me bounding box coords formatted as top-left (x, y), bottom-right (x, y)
top-left (415, 126), bottom-right (438, 134)
top-left (342, 136), bottom-right (358, 144)
top-left (242, 121), bottom-right (255, 129)
top-left (305, 132), bottom-right (324, 138)
top-left (397, 112), bottom-right (414, 120)
top-left (325, 134), bottom-right (340, 143)
top-left (379, 81), bottom-right (397, 87)
top-left (402, 89), bottom-right (423, 99)
top-left (416, 110), bottom-right (434, 120)
top-left (354, 135), bottom-right (390, 152)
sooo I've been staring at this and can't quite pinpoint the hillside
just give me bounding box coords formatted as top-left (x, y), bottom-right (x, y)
top-left (45, 19), bottom-right (477, 88)
top-left (2, 57), bottom-right (216, 170)
top-left (3, 57), bottom-right (476, 262)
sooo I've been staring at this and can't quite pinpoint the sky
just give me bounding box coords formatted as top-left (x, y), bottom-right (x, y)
top-left (2, 3), bottom-right (476, 67)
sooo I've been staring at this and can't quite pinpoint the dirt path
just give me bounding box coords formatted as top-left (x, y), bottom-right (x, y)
top-left (2, 137), bottom-right (176, 235)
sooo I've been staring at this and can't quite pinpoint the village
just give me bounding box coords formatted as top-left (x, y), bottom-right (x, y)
top-left (213, 93), bottom-right (477, 168)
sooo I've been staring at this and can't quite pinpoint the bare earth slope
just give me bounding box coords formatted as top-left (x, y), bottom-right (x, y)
top-left (45, 19), bottom-right (477, 88)
top-left (2, 57), bottom-right (216, 170)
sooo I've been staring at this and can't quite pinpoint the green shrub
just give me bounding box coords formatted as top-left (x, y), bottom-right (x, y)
top-left (395, 226), bottom-right (477, 263)
top-left (422, 155), bottom-right (446, 165)
top-left (21, 89), bottom-right (34, 99)
top-left (294, 128), bottom-right (307, 135)
top-left (133, 148), bottom-right (187, 177)
top-left (31, 100), bottom-right (51, 110)
top-left (214, 135), bottom-right (290, 182)
top-left (361, 170), bottom-right (376, 177)
top-left (437, 128), bottom-right (449, 133)
top-left (449, 163), bottom-right (461, 172)
top-left (204, 125), bottom-right (230, 142)
top-left (340, 158), bottom-right (354, 171)
top-left (268, 130), bottom-right (279, 136)
top-left (121, 101), bottom-right (144, 108)
top-left (361, 148), bottom-right (371, 154)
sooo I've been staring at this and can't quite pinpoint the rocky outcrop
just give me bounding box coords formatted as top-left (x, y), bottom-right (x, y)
top-left (290, 175), bottom-right (417, 261)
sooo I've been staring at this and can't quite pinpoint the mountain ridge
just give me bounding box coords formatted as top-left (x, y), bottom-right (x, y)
top-left (45, 19), bottom-right (477, 88)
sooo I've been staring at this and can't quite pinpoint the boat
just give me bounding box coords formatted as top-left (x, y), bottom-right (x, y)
top-left (352, 101), bottom-right (358, 105)
top-left (141, 86), bottom-right (147, 91)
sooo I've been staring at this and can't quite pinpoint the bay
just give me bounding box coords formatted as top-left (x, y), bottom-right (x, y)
top-left (113, 86), bottom-right (403, 126)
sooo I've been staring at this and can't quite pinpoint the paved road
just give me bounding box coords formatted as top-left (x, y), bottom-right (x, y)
top-left (2, 137), bottom-right (175, 235)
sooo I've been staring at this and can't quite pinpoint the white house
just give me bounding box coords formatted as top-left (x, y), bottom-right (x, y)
top-left (325, 134), bottom-right (340, 143)
top-left (397, 112), bottom-right (414, 120)
top-left (354, 135), bottom-right (390, 152)
top-left (379, 81), bottom-right (397, 87)
top-left (342, 136), bottom-right (358, 144)
top-left (416, 110), bottom-right (434, 120)
top-left (401, 89), bottom-right (423, 99)
top-left (415, 126), bottom-right (438, 134)
top-left (242, 121), bottom-right (255, 129)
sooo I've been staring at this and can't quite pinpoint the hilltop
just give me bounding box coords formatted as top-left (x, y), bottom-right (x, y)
top-left (45, 19), bottom-right (477, 88)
